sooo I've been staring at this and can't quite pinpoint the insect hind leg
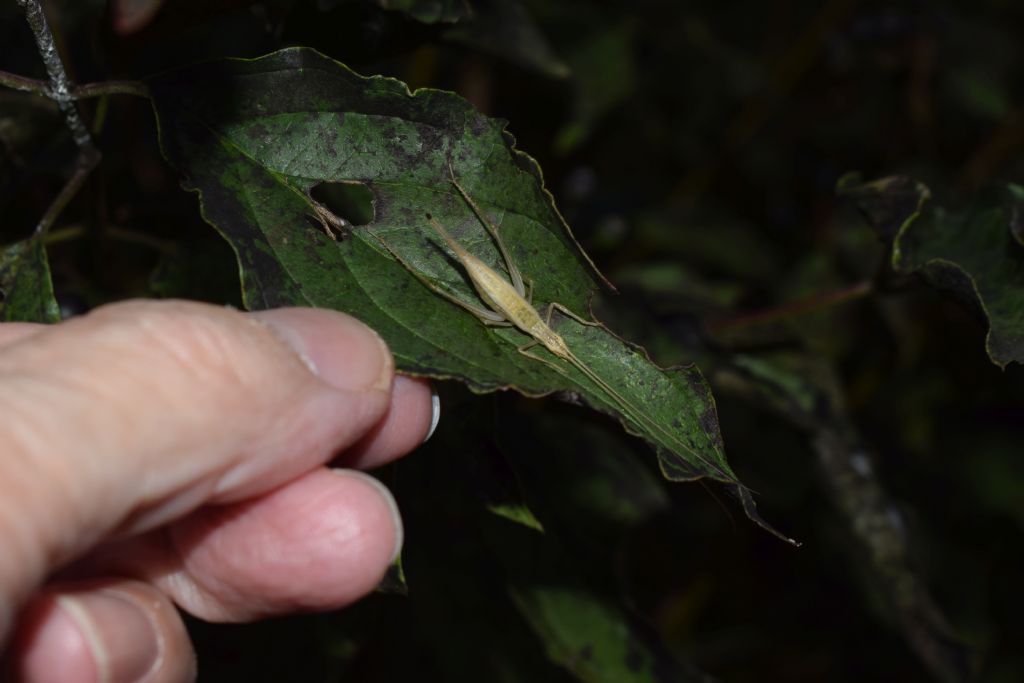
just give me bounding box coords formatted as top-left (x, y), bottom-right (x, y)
top-left (543, 302), bottom-right (600, 327)
top-left (517, 341), bottom-right (568, 376)
top-left (369, 230), bottom-right (508, 325)
top-left (447, 171), bottom-right (527, 298)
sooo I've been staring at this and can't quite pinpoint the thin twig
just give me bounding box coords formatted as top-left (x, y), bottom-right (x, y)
top-left (74, 80), bottom-right (150, 99)
top-left (815, 430), bottom-right (972, 683)
top-left (16, 0), bottom-right (94, 149)
top-left (35, 150), bottom-right (100, 236)
top-left (16, 0), bottom-right (113, 236)
top-left (0, 70), bottom-right (150, 99)
top-left (41, 224), bottom-right (86, 246)
top-left (708, 280), bottom-right (872, 333)
top-left (105, 226), bottom-right (178, 254)
top-left (44, 223), bottom-right (179, 254)
top-left (0, 70), bottom-right (50, 95)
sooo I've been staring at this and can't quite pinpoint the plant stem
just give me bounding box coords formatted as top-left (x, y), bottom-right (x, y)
top-left (45, 223), bottom-right (178, 254)
top-left (35, 151), bottom-right (99, 236)
top-left (105, 226), bottom-right (178, 254)
top-left (16, 0), bottom-right (94, 149)
top-left (0, 70), bottom-right (50, 95)
top-left (0, 70), bottom-right (150, 99)
top-left (15, 0), bottom-right (117, 235)
top-left (75, 80), bottom-right (150, 99)
top-left (708, 280), bottom-right (872, 333)
top-left (41, 224), bottom-right (85, 245)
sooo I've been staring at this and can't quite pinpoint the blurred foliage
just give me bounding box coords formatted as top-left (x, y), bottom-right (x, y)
top-left (840, 174), bottom-right (1024, 368)
top-left (0, 234), bottom-right (60, 322)
top-left (3, 0), bottom-right (1024, 681)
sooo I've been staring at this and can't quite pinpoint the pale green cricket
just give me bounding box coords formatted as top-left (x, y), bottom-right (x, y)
top-left (369, 172), bottom-right (797, 545)
top-left (371, 174), bottom-right (736, 483)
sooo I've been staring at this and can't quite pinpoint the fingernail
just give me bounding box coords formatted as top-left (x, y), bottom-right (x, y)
top-left (55, 590), bottom-right (159, 683)
top-left (333, 470), bottom-right (404, 563)
top-left (425, 386), bottom-right (441, 442)
top-left (253, 309), bottom-right (393, 392)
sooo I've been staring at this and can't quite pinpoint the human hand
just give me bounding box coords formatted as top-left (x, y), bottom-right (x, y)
top-left (0, 301), bottom-right (436, 682)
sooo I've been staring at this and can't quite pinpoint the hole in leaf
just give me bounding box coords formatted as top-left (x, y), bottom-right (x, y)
top-left (310, 181), bottom-right (375, 226)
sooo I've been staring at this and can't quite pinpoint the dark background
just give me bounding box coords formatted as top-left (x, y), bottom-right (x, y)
top-left (2, 1), bottom-right (1022, 680)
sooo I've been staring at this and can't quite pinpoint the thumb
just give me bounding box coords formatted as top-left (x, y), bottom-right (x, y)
top-left (0, 300), bottom-right (393, 638)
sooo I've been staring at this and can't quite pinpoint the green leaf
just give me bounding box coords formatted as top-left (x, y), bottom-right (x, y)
top-left (148, 47), bottom-right (779, 531)
top-left (398, 427), bottom-right (578, 682)
top-left (376, 554), bottom-right (409, 595)
top-left (487, 502), bottom-right (544, 531)
top-left (457, 399), bottom-right (547, 532)
top-left (496, 398), bottom-right (670, 553)
top-left (841, 175), bottom-right (1024, 368)
top-left (0, 235), bottom-right (60, 323)
top-left (485, 518), bottom-right (713, 683)
top-left (836, 174), bottom-right (931, 242)
top-left (713, 351), bottom-right (844, 431)
top-left (511, 586), bottom-right (702, 683)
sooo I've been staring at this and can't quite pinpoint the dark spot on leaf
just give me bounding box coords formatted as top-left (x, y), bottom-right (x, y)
top-left (243, 123), bottom-right (270, 143)
top-left (327, 112), bottom-right (343, 137)
top-left (469, 113), bottom-right (491, 137)
top-left (579, 645), bottom-right (593, 661)
top-left (700, 406), bottom-right (723, 451)
top-left (417, 122), bottom-right (446, 154)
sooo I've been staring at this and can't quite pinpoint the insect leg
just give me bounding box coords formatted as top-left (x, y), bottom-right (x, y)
top-left (517, 341), bottom-right (568, 376)
top-left (543, 302), bottom-right (600, 327)
top-left (370, 230), bottom-right (508, 325)
top-left (448, 173), bottom-right (527, 298)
